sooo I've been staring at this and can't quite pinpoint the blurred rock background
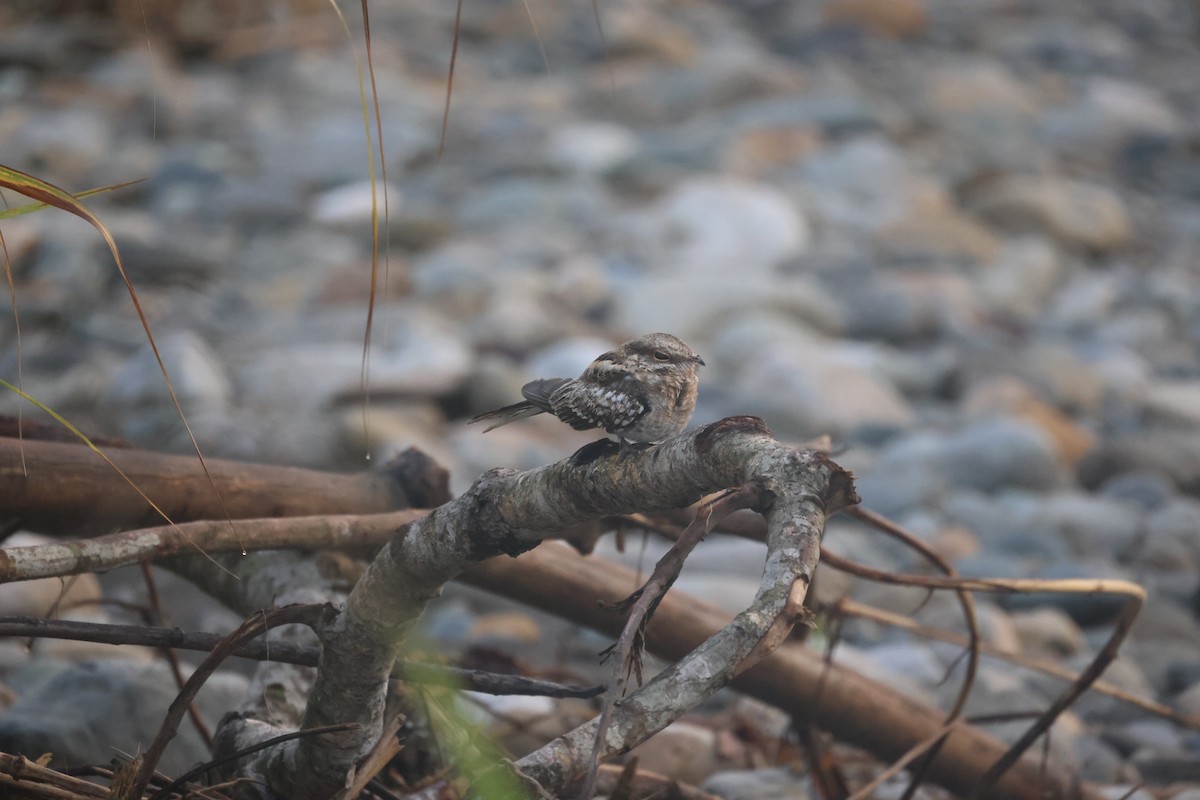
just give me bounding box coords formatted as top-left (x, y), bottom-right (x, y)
top-left (1, 0), bottom-right (1200, 793)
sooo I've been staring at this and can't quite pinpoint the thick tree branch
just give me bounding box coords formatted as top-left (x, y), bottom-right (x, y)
top-left (0, 437), bottom-right (444, 535)
top-left (242, 417), bottom-right (855, 799)
top-left (512, 452), bottom-right (838, 796)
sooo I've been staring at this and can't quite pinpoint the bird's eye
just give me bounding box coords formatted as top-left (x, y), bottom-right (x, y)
top-left (653, 351), bottom-right (670, 362)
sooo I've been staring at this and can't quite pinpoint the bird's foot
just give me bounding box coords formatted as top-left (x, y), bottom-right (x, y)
top-left (570, 438), bottom-right (621, 466)
top-left (618, 440), bottom-right (655, 457)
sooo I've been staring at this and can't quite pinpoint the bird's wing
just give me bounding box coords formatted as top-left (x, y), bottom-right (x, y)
top-left (547, 376), bottom-right (650, 432)
top-left (521, 378), bottom-right (572, 411)
top-left (470, 400), bottom-right (544, 432)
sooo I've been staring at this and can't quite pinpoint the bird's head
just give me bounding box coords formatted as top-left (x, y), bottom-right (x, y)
top-left (619, 332), bottom-right (705, 372)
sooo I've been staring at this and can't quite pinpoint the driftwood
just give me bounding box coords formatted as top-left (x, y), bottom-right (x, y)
top-left (209, 416), bottom-right (854, 798)
top-left (0, 435), bottom-right (446, 535)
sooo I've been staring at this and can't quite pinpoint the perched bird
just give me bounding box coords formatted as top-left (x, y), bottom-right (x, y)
top-left (472, 333), bottom-right (705, 446)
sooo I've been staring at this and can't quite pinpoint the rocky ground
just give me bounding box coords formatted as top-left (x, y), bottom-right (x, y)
top-left (1, 0), bottom-right (1200, 796)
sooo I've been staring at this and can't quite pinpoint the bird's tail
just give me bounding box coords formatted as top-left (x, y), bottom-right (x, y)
top-left (470, 401), bottom-right (546, 432)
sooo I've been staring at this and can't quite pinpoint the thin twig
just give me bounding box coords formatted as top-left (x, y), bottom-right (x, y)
top-left (141, 563), bottom-right (214, 749)
top-left (813, 555), bottom-right (1146, 794)
top-left (977, 580), bottom-right (1144, 791)
top-left (634, 503), bottom-right (1145, 796)
top-left (439, 0), bottom-right (463, 157)
top-left (0, 616), bottom-right (605, 699)
top-left (124, 604), bottom-right (327, 799)
top-left (0, 752), bottom-right (107, 798)
top-left (520, 0), bottom-right (551, 72)
top-left (346, 714), bottom-right (405, 797)
top-left (845, 720), bottom-right (966, 800)
top-left (831, 597), bottom-right (1197, 729)
top-left (582, 485), bottom-right (763, 800)
top-left (845, 507), bottom-right (979, 800)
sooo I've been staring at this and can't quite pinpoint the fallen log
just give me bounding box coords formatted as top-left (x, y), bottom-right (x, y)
top-left (0, 435), bottom-right (447, 535)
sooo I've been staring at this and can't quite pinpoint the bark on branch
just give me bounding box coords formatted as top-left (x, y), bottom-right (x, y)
top-left (236, 417), bottom-right (856, 798)
top-left (0, 436), bottom-right (443, 535)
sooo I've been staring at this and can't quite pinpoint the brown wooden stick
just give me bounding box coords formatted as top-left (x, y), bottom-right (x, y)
top-left (463, 543), bottom-right (1104, 800)
top-left (0, 752), bottom-right (108, 799)
top-left (0, 436), bottom-right (447, 535)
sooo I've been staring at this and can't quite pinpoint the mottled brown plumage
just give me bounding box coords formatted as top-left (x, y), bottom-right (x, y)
top-left (471, 333), bottom-right (705, 445)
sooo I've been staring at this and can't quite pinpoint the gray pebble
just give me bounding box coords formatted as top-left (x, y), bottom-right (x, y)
top-left (0, 659), bottom-right (246, 774)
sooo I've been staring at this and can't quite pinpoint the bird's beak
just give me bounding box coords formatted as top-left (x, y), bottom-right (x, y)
top-left (695, 355), bottom-right (706, 366)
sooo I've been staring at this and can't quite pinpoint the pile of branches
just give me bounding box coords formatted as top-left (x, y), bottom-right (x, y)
top-left (0, 416), bottom-right (1160, 800)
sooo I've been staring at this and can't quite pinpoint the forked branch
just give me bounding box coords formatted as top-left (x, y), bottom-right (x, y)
top-left (229, 416), bottom-right (856, 799)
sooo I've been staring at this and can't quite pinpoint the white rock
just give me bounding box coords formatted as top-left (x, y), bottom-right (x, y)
top-left (237, 325), bottom-right (472, 412)
top-left (1143, 380), bottom-right (1200, 427)
top-left (1085, 345), bottom-right (1150, 406)
top-left (628, 721), bottom-right (720, 786)
top-left (1047, 272), bottom-right (1120, 330)
top-left (653, 177), bottom-right (810, 272)
top-left (1042, 77), bottom-right (1181, 152)
top-left (615, 272), bottom-right (840, 344)
top-left (978, 236), bottom-right (1064, 321)
top-left (673, 574), bottom-right (762, 614)
top-left (1010, 607), bottom-right (1087, 659)
top-left (969, 176), bottom-right (1132, 252)
top-left (312, 180), bottom-right (402, 227)
top-left (525, 336), bottom-right (618, 380)
top-left (712, 313), bottom-right (914, 438)
top-left (107, 330), bottom-right (230, 411)
top-left (927, 60), bottom-right (1039, 118)
top-left (832, 643), bottom-right (937, 705)
top-left (0, 660), bottom-right (247, 775)
top-left (800, 136), bottom-right (916, 232)
top-left (467, 275), bottom-right (579, 352)
top-left (546, 121), bottom-right (639, 174)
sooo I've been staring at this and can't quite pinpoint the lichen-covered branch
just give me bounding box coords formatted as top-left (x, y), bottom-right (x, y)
top-left (241, 417), bottom-right (855, 799)
top-left (513, 436), bottom-right (844, 794)
top-left (0, 510), bottom-right (426, 583)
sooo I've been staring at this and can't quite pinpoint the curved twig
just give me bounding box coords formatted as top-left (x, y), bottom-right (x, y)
top-left (580, 485), bottom-right (763, 799)
top-left (121, 603), bottom-right (326, 799)
top-left (839, 507), bottom-right (981, 800)
top-left (809, 559), bottom-right (1145, 795)
top-left (622, 504), bottom-right (984, 800)
top-left (831, 597), bottom-right (1196, 728)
